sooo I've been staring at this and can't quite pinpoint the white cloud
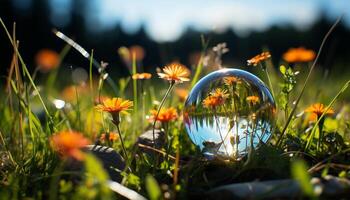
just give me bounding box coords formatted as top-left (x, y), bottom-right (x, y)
top-left (75, 0), bottom-right (350, 41)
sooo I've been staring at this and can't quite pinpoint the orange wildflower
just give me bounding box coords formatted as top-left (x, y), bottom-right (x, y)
top-left (132, 73), bottom-right (152, 80)
top-left (158, 63), bottom-right (190, 83)
top-left (150, 107), bottom-right (178, 122)
top-left (283, 47), bottom-right (316, 63)
top-left (306, 113), bottom-right (318, 122)
top-left (223, 76), bottom-right (241, 85)
top-left (246, 96), bottom-right (260, 105)
top-left (35, 49), bottom-right (60, 71)
top-left (210, 88), bottom-right (229, 99)
top-left (100, 132), bottom-right (119, 142)
top-left (96, 97), bottom-right (133, 123)
top-left (202, 88), bottom-right (229, 108)
top-left (175, 88), bottom-right (189, 101)
top-left (109, 132), bottom-right (119, 141)
top-left (95, 97), bottom-right (133, 114)
top-left (247, 52), bottom-right (271, 66)
top-left (50, 131), bottom-right (90, 160)
top-left (304, 103), bottom-right (334, 119)
top-left (202, 96), bottom-right (222, 108)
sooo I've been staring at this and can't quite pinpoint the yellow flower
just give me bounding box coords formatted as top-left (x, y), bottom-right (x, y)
top-left (50, 131), bottom-right (90, 160)
top-left (132, 73), bottom-right (152, 80)
top-left (304, 103), bottom-right (334, 119)
top-left (157, 63), bottom-right (190, 83)
top-left (246, 96), bottom-right (260, 105)
top-left (95, 97), bottom-right (133, 114)
top-left (223, 76), bottom-right (241, 85)
top-left (247, 52), bottom-right (271, 66)
top-left (150, 107), bottom-right (178, 122)
top-left (35, 49), bottom-right (60, 71)
top-left (283, 47), bottom-right (316, 63)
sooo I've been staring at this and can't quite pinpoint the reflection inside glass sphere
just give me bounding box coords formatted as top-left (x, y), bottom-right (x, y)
top-left (184, 68), bottom-right (276, 160)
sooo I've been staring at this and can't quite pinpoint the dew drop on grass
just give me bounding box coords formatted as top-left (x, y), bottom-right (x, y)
top-left (184, 68), bottom-right (276, 160)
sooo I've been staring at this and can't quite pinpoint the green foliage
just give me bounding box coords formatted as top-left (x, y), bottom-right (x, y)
top-left (291, 159), bottom-right (315, 198)
top-left (118, 77), bottom-right (131, 96)
top-left (278, 65), bottom-right (298, 112)
top-left (125, 173), bottom-right (142, 190)
top-left (72, 154), bottom-right (112, 200)
top-left (146, 174), bottom-right (162, 200)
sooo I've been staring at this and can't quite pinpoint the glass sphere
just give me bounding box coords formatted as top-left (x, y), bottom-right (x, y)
top-left (183, 68), bottom-right (276, 160)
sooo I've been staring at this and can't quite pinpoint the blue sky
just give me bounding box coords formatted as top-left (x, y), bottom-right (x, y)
top-left (13, 0), bottom-right (350, 42)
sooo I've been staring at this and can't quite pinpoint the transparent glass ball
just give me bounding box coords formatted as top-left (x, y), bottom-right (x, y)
top-left (184, 68), bottom-right (276, 160)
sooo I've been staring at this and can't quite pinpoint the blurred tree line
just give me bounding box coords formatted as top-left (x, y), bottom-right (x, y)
top-left (0, 0), bottom-right (349, 82)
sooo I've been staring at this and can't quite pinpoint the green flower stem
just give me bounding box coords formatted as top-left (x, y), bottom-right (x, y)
top-left (260, 63), bottom-right (275, 99)
top-left (152, 82), bottom-right (175, 146)
top-left (151, 81), bottom-right (175, 168)
top-left (190, 35), bottom-right (210, 88)
top-left (132, 53), bottom-right (138, 115)
top-left (116, 120), bottom-right (129, 163)
top-left (317, 117), bottom-right (325, 153)
top-left (89, 50), bottom-right (97, 137)
top-left (163, 122), bottom-right (171, 167)
top-left (74, 84), bottom-right (82, 131)
top-left (191, 55), bottom-right (204, 88)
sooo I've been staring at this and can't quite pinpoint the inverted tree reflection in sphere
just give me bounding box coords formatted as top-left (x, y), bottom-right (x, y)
top-left (184, 68), bottom-right (276, 160)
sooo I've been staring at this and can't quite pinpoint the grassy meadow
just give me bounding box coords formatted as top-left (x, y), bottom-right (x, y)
top-left (0, 18), bottom-right (350, 200)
